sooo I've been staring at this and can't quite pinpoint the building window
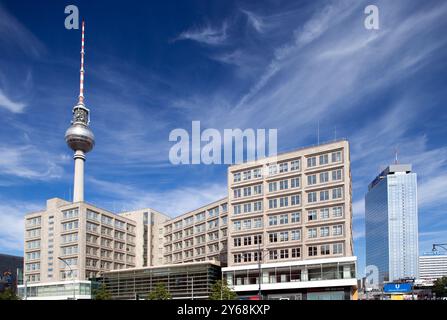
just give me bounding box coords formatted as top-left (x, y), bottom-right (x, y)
top-left (234, 172), bottom-right (241, 182)
top-left (291, 212), bottom-right (301, 223)
top-left (233, 221), bottom-right (241, 231)
top-left (320, 190), bottom-right (329, 201)
top-left (243, 203), bottom-right (252, 213)
top-left (333, 243), bottom-right (344, 254)
top-left (243, 187), bottom-right (252, 197)
top-left (269, 233), bottom-right (278, 243)
top-left (279, 180), bottom-right (288, 190)
top-left (308, 228), bottom-right (317, 239)
top-left (269, 182), bottom-right (277, 192)
top-left (291, 160), bottom-right (300, 171)
top-left (291, 194), bottom-right (300, 206)
top-left (243, 236), bottom-right (252, 246)
top-left (243, 220), bottom-right (252, 230)
top-left (320, 226), bottom-right (330, 237)
top-left (234, 254), bottom-right (242, 263)
top-left (332, 151), bottom-right (342, 163)
top-left (253, 184), bottom-right (262, 195)
top-left (254, 234), bottom-right (262, 245)
top-left (280, 249), bottom-right (289, 259)
top-left (320, 208), bottom-right (330, 219)
top-left (269, 216), bottom-right (278, 226)
top-left (333, 206), bottom-right (343, 218)
top-left (307, 210), bottom-right (317, 221)
top-left (291, 177), bottom-right (300, 188)
top-left (291, 247), bottom-right (301, 258)
top-left (269, 199), bottom-right (278, 209)
top-left (234, 189), bottom-right (241, 198)
top-left (253, 168), bottom-right (262, 178)
top-left (279, 214), bottom-right (288, 225)
top-left (291, 230), bottom-right (301, 241)
top-left (253, 201), bottom-right (262, 211)
top-left (279, 197), bottom-right (288, 207)
top-left (332, 187), bottom-right (343, 199)
top-left (332, 169), bottom-right (342, 181)
top-left (234, 205), bottom-right (241, 215)
top-left (243, 253), bottom-right (252, 262)
top-left (319, 154), bottom-right (329, 165)
top-left (254, 218), bottom-right (262, 228)
top-left (280, 231), bottom-right (289, 242)
top-left (333, 225), bottom-right (343, 236)
top-left (320, 244), bottom-right (330, 255)
top-left (307, 157), bottom-right (316, 168)
top-left (279, 162), bottom-right (288, 173)
top-left (269, 165), bottom-right (278, 175)
top-left (308, 246), bottom-right (318, 256)
top-left (269, 250), bottom-right (278, 260)
top-left (320, 172), bottom-right (329, 183)
top-left (307, 175), bottom-right (317, 185)
top-left (308, 192), bottom-right (317, 203)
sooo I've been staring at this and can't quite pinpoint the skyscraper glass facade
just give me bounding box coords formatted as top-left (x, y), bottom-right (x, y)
top-left (365, 165), bottom-right (418, 283)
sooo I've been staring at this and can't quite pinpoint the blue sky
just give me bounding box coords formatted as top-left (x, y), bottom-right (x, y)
top-left (1, 0), bottom-right (447, 277)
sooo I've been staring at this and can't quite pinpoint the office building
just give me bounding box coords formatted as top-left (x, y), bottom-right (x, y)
top-left (365, 164), bottom-right (418, 283)
top-left (222, 140), bottom-right (358, 300)
top-left (419, 253), bottom-right (447, 282)
top-left (162, 198), bottom-right (228, 266)
top-left (120, 209), bottom-right (170, 267)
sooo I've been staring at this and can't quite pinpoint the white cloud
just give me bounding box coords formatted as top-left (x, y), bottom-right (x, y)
top-left (175, 22), bottom-right (228, 45)
top-left (241, 10), bottom-right (265, 33)
top-left (0, 202), bottom-right (41, 253)
top-left (0, 145), bottom-right (65, 180)
top-left (0, 89), bottom-right (26, 113)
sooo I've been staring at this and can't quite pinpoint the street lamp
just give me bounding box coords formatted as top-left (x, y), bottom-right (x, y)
top-left (257, 242), bottom-right (271, 300)
top-left (58, 257), bottom-right (76, 300)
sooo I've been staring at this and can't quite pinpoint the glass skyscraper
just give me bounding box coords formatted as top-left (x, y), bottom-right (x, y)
top-left (365, 164), bottom-right (418, 284)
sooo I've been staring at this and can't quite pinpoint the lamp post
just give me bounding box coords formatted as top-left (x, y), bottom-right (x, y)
top-left (58, 257), bottom-right (75, 300)
top-left (257, 242), bottom-right (270, 300)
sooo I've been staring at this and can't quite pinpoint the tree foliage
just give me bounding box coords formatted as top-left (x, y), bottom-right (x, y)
top-left (432, 276), bottom-right (447, 298)
top-left (94, 283), bottom-right (112, 300)
top-left (209, 280), bottom-right (237, 300)
top-left (0, 288), bottom-right (19, 300)
top-left (147, 283), bottom-right (172, 300)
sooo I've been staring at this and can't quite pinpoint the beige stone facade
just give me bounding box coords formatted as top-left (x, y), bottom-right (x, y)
top-left (227, 140), bottom-right (353, 267)
top-left (119, 209), bottom-right (170, 267)
top-left (24, 198), bottom-right (141, 283)
top-left (162, 198), bottom-right (228, 266)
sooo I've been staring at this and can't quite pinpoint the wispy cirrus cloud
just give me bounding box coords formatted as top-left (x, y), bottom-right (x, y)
top-left (241, 9), bottom-right (265, 33)
top-left (0, 3), bottom-right (45, 58)
top-left (175, 22), bottom-right (229, 45)
top-left (0, 145), bottom-right (66, 180)
top-left (0, 89), bottom-right (26, 113)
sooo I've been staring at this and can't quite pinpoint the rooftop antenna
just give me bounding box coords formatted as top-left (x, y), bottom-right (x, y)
top-left (394, 147), bottom-right (399, 164)
top-left (79, 19), bottom-right (85, 105)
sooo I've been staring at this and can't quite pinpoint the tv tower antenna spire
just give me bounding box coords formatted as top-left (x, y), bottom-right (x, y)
top-left (65, 19), bottom-right (95, 203)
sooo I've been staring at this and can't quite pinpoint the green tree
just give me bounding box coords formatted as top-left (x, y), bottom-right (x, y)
top-left (209, 280), bottom-right (237, 300)
top-left (93, 283), bottom-right (112, 300)
top-left (0, 288), bottom-right (19, 300)
top-left (147, 283), bottom-right (172, 300)
top-left (432, 276), bottom-right (447, 298)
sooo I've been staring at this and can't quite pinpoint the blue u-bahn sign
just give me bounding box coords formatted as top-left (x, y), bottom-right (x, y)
top-left (383, 283), bottom-right (412, 293)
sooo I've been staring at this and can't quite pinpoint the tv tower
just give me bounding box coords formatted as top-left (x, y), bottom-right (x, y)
top-left (65, 20), bottom-right (95, 202)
